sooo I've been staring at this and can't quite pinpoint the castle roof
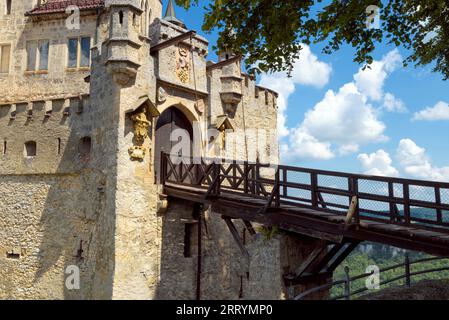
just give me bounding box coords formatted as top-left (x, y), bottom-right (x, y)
top-left (26, 0), bottom-right (104, 16)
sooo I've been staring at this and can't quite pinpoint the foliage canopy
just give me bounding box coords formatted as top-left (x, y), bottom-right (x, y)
top-left (176, 0), bottom-right (449, 79)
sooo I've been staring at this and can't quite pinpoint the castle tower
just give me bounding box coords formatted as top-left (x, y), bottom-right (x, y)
top-left (104, 0), bottom-right (143, 85)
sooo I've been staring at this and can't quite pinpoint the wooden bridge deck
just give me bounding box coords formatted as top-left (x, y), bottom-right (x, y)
top-left (161, 153), bottom-right (449, 258)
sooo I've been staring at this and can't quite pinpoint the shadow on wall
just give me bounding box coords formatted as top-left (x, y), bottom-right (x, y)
top-left (0, 95), bottom-right (119, 299)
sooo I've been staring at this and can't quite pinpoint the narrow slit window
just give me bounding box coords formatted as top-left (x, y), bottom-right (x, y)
top-left (119, 11), bottom-right (124, 25)
top-left (24, 141), bottom-right (37, 157)
top-left (57, 138), bottom-right (61, 155)
top-left (6, 0), bottom-right (11, 15)
top-left (0, 44), bottom-right (11, 73)
top-left (2, 140), bottom-right (6, 155)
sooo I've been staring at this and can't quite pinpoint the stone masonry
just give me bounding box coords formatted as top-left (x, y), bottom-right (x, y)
top-left (0, 0), bottom-right (325, 300)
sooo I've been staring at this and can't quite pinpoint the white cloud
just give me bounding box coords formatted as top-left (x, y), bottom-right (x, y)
top-left (358, 150), bottom-right (399, 177)
top-left (413, 101), bottom-right (449, 121)
top-left (283, 128), bottom-right (334, 161)
top-left (259, 44), bottom-right (332, 138)
top-left (382, 93), bottom-right (407, 113)
top-left (397, 139), bottom-right (449, 181)
top-left (353, 49), bottom-right (402, 101)
top-left (281, 50), bottom-right (405, 161)
top-left (287, 82), bottom-right (387, 160)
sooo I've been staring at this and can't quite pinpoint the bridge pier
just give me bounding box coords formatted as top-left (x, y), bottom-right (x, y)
top-left (156, 198), bottom-right (332, 300)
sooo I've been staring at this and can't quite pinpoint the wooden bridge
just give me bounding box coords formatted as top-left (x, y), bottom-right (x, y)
top-left (160, 153), bottom-right (449, 286)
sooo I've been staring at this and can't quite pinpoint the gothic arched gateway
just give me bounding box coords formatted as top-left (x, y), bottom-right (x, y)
top-left (154, 106), bottom-right (193, 183)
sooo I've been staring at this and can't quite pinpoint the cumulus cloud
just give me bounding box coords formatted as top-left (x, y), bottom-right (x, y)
top-left (353, 49), bottom-right (402, 101)
top-left (382, 93), bottom-right (407, 113)
top-left (280, 50), bottom-right (405, 161)
top-left (283, 128), bottom-right (335, 161)
top-left (412, 101), bottom-right (449, 121)
top-left (358, 150), bottom-right (399, 177)
top-left (259, 44), bottom-right (332, 138)
top-left (397, 139), bottom-right (449, 181)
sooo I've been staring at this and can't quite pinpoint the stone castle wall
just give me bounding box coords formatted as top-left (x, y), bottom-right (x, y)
top-left (0, 0), bottom-right (313, 301)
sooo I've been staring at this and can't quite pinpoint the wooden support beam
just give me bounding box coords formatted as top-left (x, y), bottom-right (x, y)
top-left (327, 241), bottom-right (360, 272)
top-left (294, 245), bottom-right (327, 278)
top-left (223, 216), bottom-right (250, 261)
top-left (150, 30), bottom-right (197, 55)
top-left (309, 243), bottom-right (345, 274)
top-left (345, 196), bottom-right (358, 227)
top-left (243, 220), bottom-right (256, 236)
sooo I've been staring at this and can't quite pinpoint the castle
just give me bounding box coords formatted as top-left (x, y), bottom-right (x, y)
top-left (0, 0), bottom-right (324, 300)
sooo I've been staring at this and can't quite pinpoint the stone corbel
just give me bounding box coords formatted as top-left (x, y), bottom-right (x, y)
top-left (156, 194), bottom-right (169, 215)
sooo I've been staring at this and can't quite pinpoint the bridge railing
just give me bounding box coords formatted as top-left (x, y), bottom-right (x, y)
top-left (161, 153), bottom-right (449, 233)
top-left (294, 254), bottom-right (449, 300)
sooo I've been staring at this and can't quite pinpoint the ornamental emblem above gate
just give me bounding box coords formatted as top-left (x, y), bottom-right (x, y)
top-left (176, 46), bottom-right (190, 84)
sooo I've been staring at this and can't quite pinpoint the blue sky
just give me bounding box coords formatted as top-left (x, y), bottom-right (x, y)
top-left (174, 1), bottom-right (449, 182)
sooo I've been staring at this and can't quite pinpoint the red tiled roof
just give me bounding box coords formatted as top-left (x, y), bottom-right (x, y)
top-left (26, 0), bottom-right (104, 16)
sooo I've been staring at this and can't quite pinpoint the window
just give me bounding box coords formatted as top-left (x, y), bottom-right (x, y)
top-left (5, 0), bottom-right (11, 15)
top-left (79, 136), bottom-right (91, 157)
top-left (57, 138), bottom-right (61, 155)
top-left (2, 140), bottom-right (6, 155)
top-left (26, 40), bottom-right (49, 72)
top-left (0, 44), bottom-right (10, 73)
top-left (183, 223), bottom-right (198, 258)
top-left (68, 37), bottom-right (91, 69)
top-left (24, 141), bottom-right (37, 157)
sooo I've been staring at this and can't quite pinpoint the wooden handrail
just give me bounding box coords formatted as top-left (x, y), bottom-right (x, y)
top-left (161, 153), bottom-right (449, 232)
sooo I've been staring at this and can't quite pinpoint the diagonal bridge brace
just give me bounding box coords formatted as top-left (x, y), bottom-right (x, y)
top-left (284, 238), bottom-right (361, 287)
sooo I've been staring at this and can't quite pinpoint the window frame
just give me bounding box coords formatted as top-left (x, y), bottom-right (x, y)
top-left (25, 39), bottom-right (50, 74)
top-left (66, 36), bottom-right (91, 71)
top-left (0, 42), bottom-right (11, 74)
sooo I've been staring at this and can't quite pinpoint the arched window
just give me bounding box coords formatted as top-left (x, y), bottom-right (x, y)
top-left (24, 141), bottom-right (37, 157)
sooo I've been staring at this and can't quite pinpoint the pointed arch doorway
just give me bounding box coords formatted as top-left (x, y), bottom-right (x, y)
top-left (154, 106), bottom-right (193, 183)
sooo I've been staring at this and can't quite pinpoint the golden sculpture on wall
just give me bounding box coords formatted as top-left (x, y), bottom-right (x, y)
top-left (128, 146), bottom-right (147, 161)
top-left (131, 110), bottom-right (150, 144)
top-left (176, 46), bottom-right (190, 84)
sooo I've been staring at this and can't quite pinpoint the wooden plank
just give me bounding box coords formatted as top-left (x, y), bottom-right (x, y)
top-left (279, 222), bottom-right (344, 243)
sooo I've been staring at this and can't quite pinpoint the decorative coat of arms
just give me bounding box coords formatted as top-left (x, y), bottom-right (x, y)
top-left (176, 46), bottom-right (190, 84)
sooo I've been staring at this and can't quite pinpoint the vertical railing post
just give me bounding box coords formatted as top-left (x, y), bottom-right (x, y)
top-left (214, 161), bottom-right (221, 196)
top-left (311, 172), bottom-right (318, 207)
top-left (244, 161), bottom-right (249, 194)
top-left (344, 266), bottom-right (351, 300)
top-left (160, 151), bottom-right (166, 186)
top-left (283, 168), bottom-right (288, 199)
top-left (348, 177), bottom-right (360, 225)
top-left (255, 158), bottom-right (261, 196)
top-left (388, 182), bottom-right (395, 222)
top-left (403, 184), bottom-right (411, 225)
top-left (405, 253), bottom-right (411, 288)
top-left (275, 168), bottom-right (280, 208)
top-left (435, 187), bottom-right (443, 224)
